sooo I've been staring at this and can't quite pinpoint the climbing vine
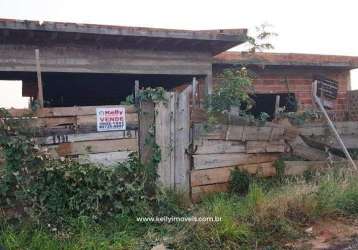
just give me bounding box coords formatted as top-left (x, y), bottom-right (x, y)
top-left (0, 107), bottom-right (160, 226)
top-left (121, 87), bottom-right (167, 105)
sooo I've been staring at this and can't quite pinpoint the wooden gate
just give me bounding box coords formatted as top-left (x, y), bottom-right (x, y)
top-left (154, 86), bottom-right (192, 193)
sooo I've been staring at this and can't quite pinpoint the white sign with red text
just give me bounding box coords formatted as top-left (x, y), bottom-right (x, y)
top-left (96, 107), bottom-right (126, 132)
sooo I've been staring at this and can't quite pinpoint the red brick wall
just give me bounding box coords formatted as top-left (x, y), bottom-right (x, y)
top-left (348, 90), bottom-right (358, 121)
top-left (211, 66), bottom-right (350, 120)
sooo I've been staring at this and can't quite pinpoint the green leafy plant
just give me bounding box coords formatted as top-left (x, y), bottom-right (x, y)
top-left (205, 68), bottom-right (272, 126)
top-left (229, 168), bottom-right (252, 195)
top-left (0, 109), bottom-right (160, 226)
top-left (205, 68), bottom-right (258, 124)
top-left (274, 159), bottom-right (285, 183)
top-left (138, 87), bottom-right (167, 104)
top-left (120, 94), bottom-right (134, 105)
top-left (206, 68), bottom-right (253, 114)
top-left (246, 23), bottom-right (278, 53)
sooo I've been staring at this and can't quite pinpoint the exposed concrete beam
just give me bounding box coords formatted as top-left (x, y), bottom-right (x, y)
top-left (0, 19), bottom-right (247, 42)
top-left (0, 44), bottom-right (212, 75)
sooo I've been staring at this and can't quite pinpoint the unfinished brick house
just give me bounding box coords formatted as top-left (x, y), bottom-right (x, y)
top-left (1, 19), bottom-right (358, 120)
top-left (213, 52), bottom-right (358, 121)
top-left (1, 19), bottom-right (358, 199)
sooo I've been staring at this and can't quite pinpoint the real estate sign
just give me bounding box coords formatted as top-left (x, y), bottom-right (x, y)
top-left (96, 107), bottom-right (126, 131)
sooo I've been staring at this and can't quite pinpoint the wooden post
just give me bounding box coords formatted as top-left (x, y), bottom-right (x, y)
top-left (205, 73), bottom-right (213, 96)
top-left (175, 85), bottom-right (192, 194)
top-left (35, 49), bottom-right (44, 108)
top-left (134, 80), bottom-right (139, 106)
top-left (155, 92), bottom-right (175, 188)
top-left (274, 95), bottom-right (280, 119)
top-left (139, 100), bottom-right (155, 165)
top-left (192, 77), bottom-right (197, 108)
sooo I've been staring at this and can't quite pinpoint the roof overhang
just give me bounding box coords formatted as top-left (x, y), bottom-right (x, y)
top-left (214, 52), bottom-right (358, 69)
top-left (0, 19), bottom-right (247, 55)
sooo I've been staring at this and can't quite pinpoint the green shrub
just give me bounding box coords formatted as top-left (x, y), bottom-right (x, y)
top-left (0, 151), bottom-right (151, 226)
top-left (181, 194), bottom-right (251, 249)
top-left (229, 168), bottom-right (252, 195)
top-left (0, 107), bottom-right (162, 226)
top-left (337, 179), bottom-right (358, 214)
top-left (314, 177), bottom-right (342, 216)
top-left (239, 183), bottom-right (265, 220)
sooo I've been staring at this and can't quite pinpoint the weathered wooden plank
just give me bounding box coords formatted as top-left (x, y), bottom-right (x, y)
top-left (298, 121), bottom-right (358, 137)
top-left (192, 123), bottom-right (227, 140)
top-left (284, 160), bottom-right (358, 176)
top-left (194, 124), bottom-right (279, 142)
top-left (194, 139), bottom-right (246, 154)
top-left (78, 151), bottom-right (132, 166)
top-left (289, 137), bottom-right (331, 161)
top-left (6, 108), bottom-right (34, 117)
top-left (246, 140), bottom-right (286, 153)
top-left (226, 125), bottom-right (244, 140)
top-left (191, 162), bottom-right (274, 187)
top-left (302, 134), bottom-right (358, 150)
top-left (30, 116), bottom-right (77, 128)
top-left (191, 183), bottom-right (229, 203)
top-left (48, 138), bottom-right (138, 156)
top-left (175, 86), bottom-right (191, 191)
top-left (37, 105), bottom-right (137, 117)
top-left (298, 126), bottom-right (329, 137)
top-left (291, 143), bottom-right (329, 161)
top-left (243, 126), bottom-right (273, 141)
top-left (34, 123), bottom-right (139, 137)
top-left (193, 153), bottom-right (280, 170)
top-left (37, 130), bottom-right (137, 145)
top-left (169, 92), bottom-right (176, 189)
top-left (269, 127), bottom-right (286, 141)
top-left (191, 108), bottom-right (208, 123)
top-left (330, 135), bottom-right (358, 149)
top-left (155, 92), bottom-right (175, 188)
top-left (139, 101), bottom-right (155, 165)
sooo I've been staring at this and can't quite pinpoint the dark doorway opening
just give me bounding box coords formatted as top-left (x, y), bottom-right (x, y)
top-left (249, 93), bottom-right (297, 120)
top-left (41, 73), bottom-right (198, 107)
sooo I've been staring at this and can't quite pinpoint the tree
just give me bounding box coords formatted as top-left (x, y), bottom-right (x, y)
top-left (245, 23), bottom-right (278, 53)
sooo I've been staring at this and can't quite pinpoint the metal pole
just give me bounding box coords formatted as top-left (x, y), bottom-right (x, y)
top-left (312, 80), bottom-right (357, 170)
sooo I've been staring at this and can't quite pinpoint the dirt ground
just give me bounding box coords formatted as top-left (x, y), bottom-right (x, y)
top-left (289, 216), bottom-right (358, 249)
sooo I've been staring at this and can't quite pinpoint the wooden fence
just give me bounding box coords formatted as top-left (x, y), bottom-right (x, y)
top-left (6, 105), bottom-right (139, 166)
top-left (3, 87), bottom-right (358, 203)
top-left (190, 122), bottom-right (289, 202)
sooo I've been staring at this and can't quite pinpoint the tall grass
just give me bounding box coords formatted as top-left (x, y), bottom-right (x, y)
top-left (2, 168), bottom-right (358, 249)
top-left (0, 216), bottom-right (138, 250)
top-left (177, 167), bottom-right (358, 249)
